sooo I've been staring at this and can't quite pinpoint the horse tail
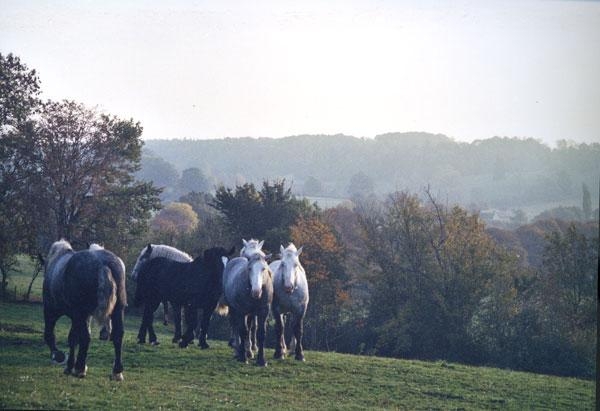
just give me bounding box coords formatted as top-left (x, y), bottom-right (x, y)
top-left (94, 266), bottom-right (117, 327)
top-left (215, 295), bottom-right (229, 316)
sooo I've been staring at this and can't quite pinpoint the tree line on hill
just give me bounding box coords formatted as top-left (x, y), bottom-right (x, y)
top-left (140, 133), bottom-right (599, 213)
top-left (1, 52), bottom-right (597, 379)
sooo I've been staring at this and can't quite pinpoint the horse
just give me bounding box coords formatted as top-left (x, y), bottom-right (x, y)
top-left (134, 246), bottom-right (235, 348)
top-left (270, 243), bottom-right (309, 361)
top-left (225, 238), bottom-right (267, 353)
top-left (131, 244), bottom-right (193, 345)
top-left (222, 252), bottom-right (273, 366)
top-left (42, 240), bottom-right (126, 380)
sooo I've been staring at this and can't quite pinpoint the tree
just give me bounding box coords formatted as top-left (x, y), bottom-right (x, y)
top-left (3, 100), bottom-right (161, 257)
top-left (179, 167), bottom-right (210, 194)
top-left (137, 153), bottom-right (179, 201)
top-left (358, 190), bottom-right (518, 361)
top-left (0, 53), bottom-right (42, 296)
top-left (303, 176), bottom-right (323, 196)
top-left (213, 179), bottom-right (314, 251)
top-left (347, 171), bottom-right (374, 200)
top-left (0, 52), bottom-right (41, 128)
top-left (582, 183), bottom-right (591, 221)
top-left (541, 225), bottom-right (597, 361)
top-left (151, 202), bottom-right (199, 243)
top-left (290, 216), bottom-right (348, 350)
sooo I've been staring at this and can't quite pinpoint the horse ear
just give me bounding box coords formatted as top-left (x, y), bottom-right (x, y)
top-left (265, 253), bottom-right (272, 261)
top-left (86, 242), bottom-right (91, 249)
top-left (297, 246), bottom-right (303, 256)
top-left (280, 245), bottom-right (285, 254)
top-left (257, 240), bottom-right (264, 249)
top-left (242, 239), bottom-right (248, 246)
top-left (37, 253), bottom-right (45, 266)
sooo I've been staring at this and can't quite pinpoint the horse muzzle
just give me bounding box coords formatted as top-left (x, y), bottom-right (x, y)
top-left (284, 286), bottom-right (294, 294)
top-left (251, 289), bottom-right (262, 299)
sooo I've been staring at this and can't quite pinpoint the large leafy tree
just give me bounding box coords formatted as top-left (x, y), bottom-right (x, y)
top-left (359, 191), bottom-right (518, 361)
top-left (1, 97), bottom-right (161, 267)
top-left (0, 52), bottom-right (42, 294)
top-left (13, 100), bottom-right (161, 254)
top-left (213, 179), bottom-right (314, 251)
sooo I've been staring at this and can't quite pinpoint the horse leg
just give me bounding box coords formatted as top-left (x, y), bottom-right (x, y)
top-left (138, 304), bottom-right (152, 344)
top-left (232, 311), bottom-right (248, 363)
top-left (147, 300), bottom-right (160, 345)
top-left (179, 304), bottom-right (197, 348)
top-left (197, 308), bottom-right (211, 349)
top-left (64, 325), bottom-right (77, 375)
top-left (172, 302), bottom-right (183, 343)
top-left (99, 319), bottom-right (111, 341)
top-left (43, 309), bottom-right (66, 364)
top-left (73, 317), bottom-right (91, 377)
top-left (255, 309), bottom-right (268, 367)
top-left (245, 315), bottom-right (255, 359)
top-left (292, 313), bottom-right (306, 362)
top-left (250, 315), bottom-right (258, 354)
top-left (162, 299), bottom-right (169, 326)
top-left (273, 309), bottom-right (286, 360)
top-left (110, 306), bottom-right (125, 381)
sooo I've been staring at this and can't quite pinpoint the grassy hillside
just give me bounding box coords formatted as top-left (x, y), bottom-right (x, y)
top-left (0, 301), bottom-right (594, 410)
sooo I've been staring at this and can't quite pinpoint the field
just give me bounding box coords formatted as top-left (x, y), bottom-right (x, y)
top-left (0, 300), bottom-right (594, 410)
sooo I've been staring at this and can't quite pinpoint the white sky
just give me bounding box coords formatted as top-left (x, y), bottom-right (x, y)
top-left (1, 0), bottom-right (599, 145)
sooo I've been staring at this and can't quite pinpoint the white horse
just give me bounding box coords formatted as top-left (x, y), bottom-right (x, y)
top-left (222, 251), bottom-right (273, 366)
top-left (270, 243), bottom-right (309, 361)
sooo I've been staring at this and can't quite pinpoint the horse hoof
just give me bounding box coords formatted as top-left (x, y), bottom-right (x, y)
top-left (111, 372), bottom-right (124, 381)
top-left (178, 341), bottom-right (188, 348)
top-left (52, 351), bottom-right (66, 364)
top-left (295, 355), bottom-right (305, 362)
top-left (256, 360), bottom-right (268, 367)
top-left (172, 337), bottom-right (180, 343)
top-left (137, 340), bottom-right (145, 345)
top-left (73, 366), bottom-right (88, 378)
top-left (274, 352), bottom-right (285, 360)
top-left (150, 341), bottom-right (160, 346)
top-left (63, 367), bottom-right (72, 375)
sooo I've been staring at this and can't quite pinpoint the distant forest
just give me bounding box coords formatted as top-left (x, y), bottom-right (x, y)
top-left (141, 133), bottom-right (599, 222)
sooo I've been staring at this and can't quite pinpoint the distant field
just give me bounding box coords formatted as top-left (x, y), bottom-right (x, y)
top-left (0, 301), bottom-right (594, 410)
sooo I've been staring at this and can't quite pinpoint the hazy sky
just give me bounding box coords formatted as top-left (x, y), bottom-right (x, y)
top-left (1, 0), bottom-right (599, 145)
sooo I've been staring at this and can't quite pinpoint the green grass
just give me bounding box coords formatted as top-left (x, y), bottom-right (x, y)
top-left (0, 301), bottom-right (595, 410)
top-left (3, 255), bottom-right (44, 302)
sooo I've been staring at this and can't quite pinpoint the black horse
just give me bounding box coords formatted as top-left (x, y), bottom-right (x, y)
top-left (134, 246), bottom-right (235, 348)
top-left (42, 240), bottom-right (126, 380)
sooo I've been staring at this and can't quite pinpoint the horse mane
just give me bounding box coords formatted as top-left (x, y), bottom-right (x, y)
top-left (142, 244), bottom-right (192, 262)
top-left (47, 239), bottom-right (74, 264)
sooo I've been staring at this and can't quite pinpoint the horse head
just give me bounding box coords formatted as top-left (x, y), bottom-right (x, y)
top-left (131, 244), bottom-right (153, 280)
top-left (247, 254), bottom-right (271, 299)
top-left (279, 243), bottom-right (303, 294)
top-left (241, 238), bottom-right (266, 259)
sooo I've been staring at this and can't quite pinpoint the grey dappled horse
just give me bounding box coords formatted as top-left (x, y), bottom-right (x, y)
top-left (222, 253), bottom-right (273, 366)
top-left (42, 240), bottom-right (126, 380)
